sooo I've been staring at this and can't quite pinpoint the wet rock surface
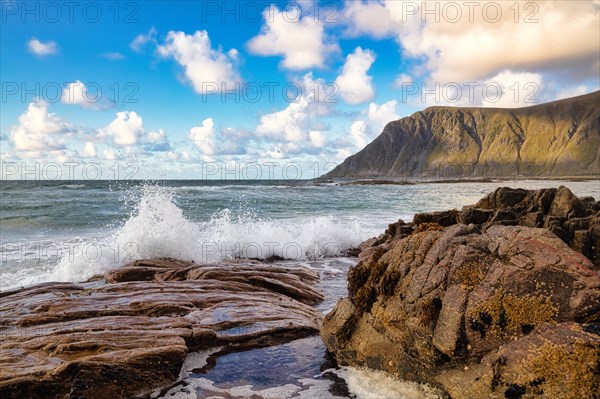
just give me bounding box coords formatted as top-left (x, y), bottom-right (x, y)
top-left (321, 187), bottom-right (600, 398)
top-left (0, 259), bottom-right (324, 399)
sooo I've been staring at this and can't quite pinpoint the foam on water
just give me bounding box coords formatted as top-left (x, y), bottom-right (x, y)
top-left (157, 367), bottom-right (443, 399)
top-left (335, 367), bottom-right (444, 399)
top-left (40, 185), bottom-right (367, 285)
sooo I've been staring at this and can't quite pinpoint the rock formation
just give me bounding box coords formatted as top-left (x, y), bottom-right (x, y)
top-left (0, 259), bottom-right (324, 399)
top-left (326, 91), bottom-right (600, 179)
top-left (321, 187), bottom-right (600, 398)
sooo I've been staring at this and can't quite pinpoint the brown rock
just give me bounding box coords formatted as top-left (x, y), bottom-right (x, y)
top-left (549, 185), bottom-right (587, 219)
top-left (321, 223), bottom-right (600, 397)
top-left (459, 206), bottom-right (494, 225)
top-left (523, 212), bottom-right (543, 228)
top-left (413, 210), bottom-right (459, 227)
top-left (358, 186), bottom-right (599, 268)
top-left (1, 259), bottom-right (324, 399)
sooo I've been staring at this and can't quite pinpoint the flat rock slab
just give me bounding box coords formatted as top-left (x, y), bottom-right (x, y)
top-left (0, 259), bottom-right (324, 399)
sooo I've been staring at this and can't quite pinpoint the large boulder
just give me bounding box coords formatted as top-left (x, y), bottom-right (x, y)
top-left (0, 259), bottom-right (324, 399)
top-left (322, 189), bottom-right (600, 398)
top-left (367, 186), bottom-right (600, 268)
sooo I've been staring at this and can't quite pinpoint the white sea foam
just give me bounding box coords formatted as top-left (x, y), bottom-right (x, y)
top-left (44, 185), bottom-right (367, 284)
top-left (156, 367), bottom-right (443, 399)
top-left (334, 367), bottom-right (444, 399)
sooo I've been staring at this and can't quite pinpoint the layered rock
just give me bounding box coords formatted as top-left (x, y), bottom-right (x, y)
top-left (321, 187), bottom-right (600, 398)
top-left (0, 259), bottom-right (324, 399)
top-left (326, 91), bottom-right (600, 179)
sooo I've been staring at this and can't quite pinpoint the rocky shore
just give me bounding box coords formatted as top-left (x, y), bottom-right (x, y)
top-left (321, 186), bottom-right (600, 398)
top-left (0, 259), bottom-right (324, 399)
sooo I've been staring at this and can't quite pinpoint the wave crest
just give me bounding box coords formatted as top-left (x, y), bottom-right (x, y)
top-left (50, 185), bottom-right (365, 283)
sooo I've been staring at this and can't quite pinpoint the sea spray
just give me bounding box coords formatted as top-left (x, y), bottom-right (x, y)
top-left (45, 184), bottom-right (365, 284)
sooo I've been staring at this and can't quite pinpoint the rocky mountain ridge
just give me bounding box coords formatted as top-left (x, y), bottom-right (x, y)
top-left (326, 91), bottom-right (600, 179)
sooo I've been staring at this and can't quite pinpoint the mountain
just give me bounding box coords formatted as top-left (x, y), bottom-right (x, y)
top-left (325, 91), bottom-right (600, 180)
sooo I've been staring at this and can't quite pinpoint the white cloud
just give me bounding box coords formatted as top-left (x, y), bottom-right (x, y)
top-left (130, 27), bottom-right (157, 52)
top-left (82, 142), bottom-right (97, 158)
top-left (27, 38), bottom-right (58, 56)
top-left (99, 111), bottom-right (144, 146)
top-left (554, 85), bottom-right (592, 101)
top-left (481, 70), bottom-right (544, 108)
top-left (309, 130), bottom-right (325, 147)
top-left (9, 101), bottom-right (75, 151)
top-left (350, 120), bottom-right (368, 149)
top-left (256, 96), bottom-right (310, 142)
top-left (255, 73), bottom-right (335, 146)
top-left (264, 146), bottom-right (284, 159)
top-left (103, 149), bottom-right (117, 160)
top-left (367, 100), bottom-right (399, 132)
top-left (247, 5), bottom-right (337, 69)
top-left (342, 0), bottom-right (395, 38)
top-left (189, 118), bottom-right (215, 155)
top-left (394, 73), bottom-right (414, 87)
top-left (61, 81), bottom-right (94, 108)
top-left (343, 1), bottom-right (600, 84)
top-left (147, 129), bottom-right (166, 143)
top-left (345, 100), bottom-right (400, 151)
top-left (335, 47), bottom-right (376, 105)
top-left (157, 30), bottom-right (240, 93)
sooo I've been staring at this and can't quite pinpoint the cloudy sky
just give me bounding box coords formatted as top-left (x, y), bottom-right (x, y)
top-left (1, 0), bottom-right (599, 179)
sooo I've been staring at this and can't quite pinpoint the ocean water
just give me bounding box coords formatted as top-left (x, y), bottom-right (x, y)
top-left (1, 179), bottom-right (598, 398)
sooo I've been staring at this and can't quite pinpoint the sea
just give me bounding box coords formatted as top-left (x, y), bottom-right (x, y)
top-left (1, 179), bottom-right (598, 399)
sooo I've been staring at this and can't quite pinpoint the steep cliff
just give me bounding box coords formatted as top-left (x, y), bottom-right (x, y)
top-left (326, 91), bottom-right (600, 179)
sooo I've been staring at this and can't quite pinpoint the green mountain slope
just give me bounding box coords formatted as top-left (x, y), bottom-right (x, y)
top-left (326, 91), bottom-right (600, 179)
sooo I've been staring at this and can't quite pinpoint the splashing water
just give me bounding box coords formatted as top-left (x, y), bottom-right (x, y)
top-left (44, 185), bottom-right (365, 285)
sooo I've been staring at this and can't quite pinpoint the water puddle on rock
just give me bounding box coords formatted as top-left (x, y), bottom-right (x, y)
top-left (156, 259), bottom-right (443, 399)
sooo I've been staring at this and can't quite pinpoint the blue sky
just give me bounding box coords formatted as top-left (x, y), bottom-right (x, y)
top-left (1, 0), bottom-right (599, 179)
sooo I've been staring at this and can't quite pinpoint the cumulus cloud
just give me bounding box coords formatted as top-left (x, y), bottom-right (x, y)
top-left (189, 118), bottom-right (215, 155)
top-left (367, 100), bottom-right (399, 132)
top-left (344, 100), bottom-right (400, 151)
top-left (99, 111), bottom-right (144, 146)
top-left (255, 73), bottom-right (335, 147)
top-left (247, 5), bottom-right (338, 69)
top-left (335, 47), bottom-right (376, 105)
top-left (256, 96), bottom-right (311, 142)
top-left (27, 38), bottom-right (58, 56)
top-left (130, 27), bottom-right (157, 52)
top-left (103, 149), bottom-right (117, 160)
top-left (157, 30), bottom-right (241, 93)
top-left (147, 129), bottom-right (166, 143)
top-left (81, 142), bottom-right (97, 157)
top-left (481, 70), bottom-right (544, 108)
top-left (309, 130), bottom-right (325, 147)
top-left (343, 1), bottom-right (600, 84)
top-left (342, 1), bottom-right (395, 38)
top-left (349, 120), bottom-right (368, 149)
top-left (9, 101), bottom-right (75, 151)
top-left (61, 81), bottom-right (100, 109)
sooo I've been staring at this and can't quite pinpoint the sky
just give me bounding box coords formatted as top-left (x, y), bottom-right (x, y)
top-left (1, 0), bottom-right (599, 180)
